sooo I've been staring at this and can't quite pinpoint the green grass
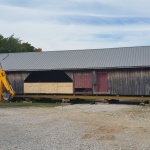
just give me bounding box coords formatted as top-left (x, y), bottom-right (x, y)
top-left (0, 102), bottom-right (60, 107)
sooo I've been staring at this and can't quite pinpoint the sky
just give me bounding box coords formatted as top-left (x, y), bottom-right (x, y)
top-left (0, 0), bottom-right (150, 51)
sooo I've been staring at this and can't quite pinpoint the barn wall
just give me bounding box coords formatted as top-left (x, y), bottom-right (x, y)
top-left (6, 72), bottom-right (30, 94)
top-left (5, 68), bottom-right (150, 96)
top-left (65, 69), bottom-right (150, 95)
top-left (107, 69), bottom-right (150, 95)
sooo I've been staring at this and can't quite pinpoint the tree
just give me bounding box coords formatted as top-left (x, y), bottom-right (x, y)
top-left (34, 48), bottom-right (42, 52)
top-left (21, 42), bottom-right (35, 52)
top-left (0, 34), bottom-right (42, 53)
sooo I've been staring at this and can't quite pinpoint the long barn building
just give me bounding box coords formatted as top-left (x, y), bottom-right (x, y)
top-left (1, 46), bottom-right (150, 97)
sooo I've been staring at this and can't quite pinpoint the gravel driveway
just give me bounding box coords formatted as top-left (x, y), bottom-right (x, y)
top-left (0, 104), bottom-right (150, 150)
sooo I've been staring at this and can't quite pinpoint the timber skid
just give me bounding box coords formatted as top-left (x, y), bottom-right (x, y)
top-left (14, 94), bottom-right (150, 102)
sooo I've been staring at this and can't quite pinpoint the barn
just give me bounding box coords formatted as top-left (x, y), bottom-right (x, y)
top-left (1, 46), bottom-right (150, 100)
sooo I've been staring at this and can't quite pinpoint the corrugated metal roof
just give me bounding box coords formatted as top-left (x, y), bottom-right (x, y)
top-left (0, 46), bottom-right (150, 71)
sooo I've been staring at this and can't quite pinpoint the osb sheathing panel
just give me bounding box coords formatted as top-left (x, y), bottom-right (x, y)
top-left (24, 83), bottom-right (73, 94)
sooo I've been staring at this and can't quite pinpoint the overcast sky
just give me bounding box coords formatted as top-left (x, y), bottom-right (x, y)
top-left (0, 0), bottom-right (150, 51)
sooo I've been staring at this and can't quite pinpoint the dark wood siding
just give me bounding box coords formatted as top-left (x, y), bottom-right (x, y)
top-left (6, 72), bottom-right (30, 94)
top-left (108, 69), bottom-right (150, 95)
top-left (5, 68), bottom-right (150, 96)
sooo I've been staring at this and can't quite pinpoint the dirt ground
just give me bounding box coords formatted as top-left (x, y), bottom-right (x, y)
top-left (0, 103), bottom-right (150, 150)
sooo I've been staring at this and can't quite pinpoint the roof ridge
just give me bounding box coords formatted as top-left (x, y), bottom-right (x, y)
top-left (0, 45), bottom-right (150, 55)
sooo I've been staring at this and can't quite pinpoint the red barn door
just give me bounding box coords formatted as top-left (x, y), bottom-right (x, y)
top-left (97, 72), bottom-right (108, 92)
top-left (74, 72), bottom-right (92, 88)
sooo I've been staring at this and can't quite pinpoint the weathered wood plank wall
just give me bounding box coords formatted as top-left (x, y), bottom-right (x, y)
top-left (108, 69), bottom-right (150, 95)
top-left (6, 72), bottom-right (30, 94)
top-left (5, 69), bottom-right (150, 96)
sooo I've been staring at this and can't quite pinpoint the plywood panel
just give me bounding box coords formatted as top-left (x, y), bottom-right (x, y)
top-left (57, 83), bottom-right (73, 93)
top-left (24, 83), bottom-right (73, 94)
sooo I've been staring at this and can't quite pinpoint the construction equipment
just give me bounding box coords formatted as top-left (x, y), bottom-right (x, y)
top-left (0, 69), bottom-right (15, 102)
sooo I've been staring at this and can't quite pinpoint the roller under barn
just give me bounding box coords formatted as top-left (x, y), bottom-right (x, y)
top-left (1, 46), bottom-right (150, 101)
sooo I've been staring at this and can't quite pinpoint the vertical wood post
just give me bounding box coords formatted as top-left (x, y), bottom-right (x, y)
top-left (0, 81), bottom-right (2, 102)
top-left (92, 71), bottom-right (96, 93)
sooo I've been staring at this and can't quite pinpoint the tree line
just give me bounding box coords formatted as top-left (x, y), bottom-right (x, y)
top-left (0, 34), bottom-right (42, 53)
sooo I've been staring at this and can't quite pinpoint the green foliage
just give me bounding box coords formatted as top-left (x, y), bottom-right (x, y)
top-left (0, 34), bottom-right (42, 53)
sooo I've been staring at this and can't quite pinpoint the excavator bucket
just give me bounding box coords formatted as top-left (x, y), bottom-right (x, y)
top-left (2, 92), bottom-right (11, 101)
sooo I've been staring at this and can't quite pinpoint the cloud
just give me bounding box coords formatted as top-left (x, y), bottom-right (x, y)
top-left (1, 3), bottom-right (150, 25)
top-left (1, 21), bottom-right (150, 51)
top-left (0, 0), bottom-right (150, 51)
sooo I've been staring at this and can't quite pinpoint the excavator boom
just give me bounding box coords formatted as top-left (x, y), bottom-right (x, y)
top-left (0, 69), bottom-right (15, 102)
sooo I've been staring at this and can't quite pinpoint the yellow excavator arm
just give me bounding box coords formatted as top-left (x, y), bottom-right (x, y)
top-left (0, 69), bottom-right (15, 102)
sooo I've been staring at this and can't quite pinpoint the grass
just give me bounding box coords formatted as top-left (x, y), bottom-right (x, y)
top-left (0, 102), bottom-right (60, 107)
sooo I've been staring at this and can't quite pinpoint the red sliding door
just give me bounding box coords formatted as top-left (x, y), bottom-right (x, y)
top-left (74, 72), bottom-right (92, 88)
top-left (97, 72), bottom-right (108, 92)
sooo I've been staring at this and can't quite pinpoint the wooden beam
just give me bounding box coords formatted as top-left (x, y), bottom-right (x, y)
top-left (14, 94), bottom-right (150, 101)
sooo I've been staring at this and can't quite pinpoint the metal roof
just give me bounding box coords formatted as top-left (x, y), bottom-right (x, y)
top-left (0, 46), bottom-right (150, 71)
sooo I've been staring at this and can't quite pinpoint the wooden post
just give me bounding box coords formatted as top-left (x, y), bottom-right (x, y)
top-left (0, 81), bottom-right (2, 102)
top-left (92, 71), bottom-right (96, 93)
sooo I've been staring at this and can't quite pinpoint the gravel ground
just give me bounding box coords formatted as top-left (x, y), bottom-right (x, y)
top-left (0, 104), bottom-right (150, 150)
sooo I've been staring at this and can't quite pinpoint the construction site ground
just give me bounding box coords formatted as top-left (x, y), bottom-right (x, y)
top-left (0, 102), bottom-right (150, 150)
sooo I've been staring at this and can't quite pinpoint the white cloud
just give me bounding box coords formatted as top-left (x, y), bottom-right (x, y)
top-left (1, 21), bottom-right (150, 51)
top-left (0, 0), bottom-right (150, 51)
